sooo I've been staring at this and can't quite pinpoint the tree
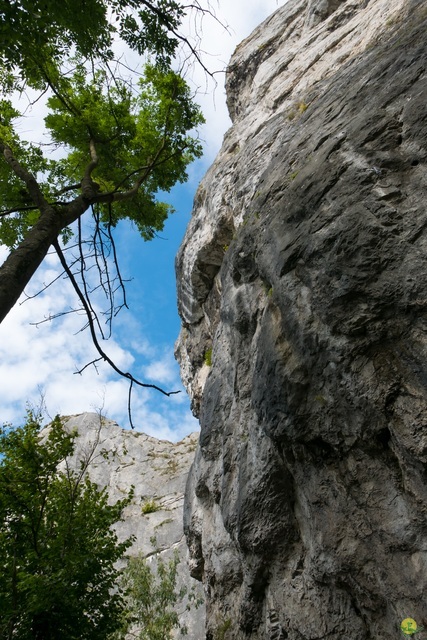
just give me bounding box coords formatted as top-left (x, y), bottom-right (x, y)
top-left (0, 411), bottom-right (134, 640)
top-left (112, 545), bottom-right (189, 640)
top-left (0, 0), bottom-right (211, 415)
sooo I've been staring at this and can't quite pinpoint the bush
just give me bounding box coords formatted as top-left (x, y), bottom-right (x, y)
top-left (0, 411), bottom-right (133, 640)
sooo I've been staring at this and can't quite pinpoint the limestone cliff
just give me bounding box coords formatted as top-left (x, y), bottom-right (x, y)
top-left (175, 0), bottom-right (427, 638)
top-left (58, 413), bottom-right (205, 639)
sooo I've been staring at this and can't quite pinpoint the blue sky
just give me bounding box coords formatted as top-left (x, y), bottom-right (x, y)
top-left (0, 0), bottom-right (286, 440)
top-left (115, 182), bottom-right (195, 349)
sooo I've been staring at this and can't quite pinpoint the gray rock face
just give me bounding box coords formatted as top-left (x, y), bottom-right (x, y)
top-left (59, 413), bottom-right (205, 639)
top-left (176, 0), bottom-right (427, 638)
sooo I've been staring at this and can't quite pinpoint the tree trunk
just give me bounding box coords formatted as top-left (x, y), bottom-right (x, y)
top-left (0, 200), bottom-right (86, 323)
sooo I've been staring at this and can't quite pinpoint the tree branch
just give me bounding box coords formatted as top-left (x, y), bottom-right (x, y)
top-left (0, 204), bottom-right (40, 217)
top-left (81, 138), bottom-right (100, 200)
top-left (52, 238), bottom-right (180, 428)
top-left (0, 139), bottom-right (49, 211)
top-left (0, 140), bottom-right (90, 323)
top-left (76, 215), bottom-right (106, 339)
top-left (29, 308), bottom-right (86, 327)
top-left (139, 0), bottom-right (217, 79)
top-left (107, 202), bottom-right (129, 313)
top-left (53, 183), bottom-right (81, 196)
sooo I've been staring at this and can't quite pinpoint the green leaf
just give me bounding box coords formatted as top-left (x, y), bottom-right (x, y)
top-left (0, 412), bottom-right (133, 639)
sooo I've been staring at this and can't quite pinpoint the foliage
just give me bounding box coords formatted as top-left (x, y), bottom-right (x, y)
top-left (0, 0), bottom-right (185, 92)
top-left (0, 412), bottom-right (133, 640)
top-left (204, 347), bottom-right (213, 366)
top-left (0, 58), bottom-right (204, 248)
top-left (0, 0), bottom-right (208, 404)
top-left (141, 498), bottom-right (161, 514)
top-left (0, 0), bottom-right (204, 245)
top-left (43, 61), bottom-right (203, 238)
top-left (216, 618), bottom-right (232, 640)
top-left (112, 543), bottom-right (187, 640)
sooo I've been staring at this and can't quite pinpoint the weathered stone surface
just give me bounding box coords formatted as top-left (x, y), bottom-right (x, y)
top-left (59, 413), bottom-right (205, 639)
top-left (176, 0), bottom-right (427, 638)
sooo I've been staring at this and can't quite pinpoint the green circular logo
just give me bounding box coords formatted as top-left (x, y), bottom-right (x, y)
top-left (401, 618), bottom-right (418, 636)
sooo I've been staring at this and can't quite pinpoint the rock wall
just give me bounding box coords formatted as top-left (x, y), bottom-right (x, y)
top-left (59, 413), bottom-right (205, 639)
top-left (175, 0), bottom-right (427, 638)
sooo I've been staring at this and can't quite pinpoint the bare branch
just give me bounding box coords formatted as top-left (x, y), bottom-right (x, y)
top-left (107, 202), bottom-right (129, 313)
top-left (21, 268), bottom-right (69, 302)
top-left (53, 238), bottom-right (181, 428)
top-left (74, 357), bottom-right (103, 375)
top-left (29, 308), bottom-right (86, 327)
top-left (92, 208), bottom-right (114, 335)
top-left (140, 0), bottom-right (218, 79)
top-left (128, 380), bottom-right (135, 430)
top-left (77, 216), bottom-right (106, 339)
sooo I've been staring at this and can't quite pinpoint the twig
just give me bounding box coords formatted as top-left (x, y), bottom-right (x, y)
top-left (53, 239), bottom-right (180, 429)
top-left (77, 215), bottom-right (105, 339)
top-left (29, 308), bottom-right (86, 326)
top-left (107, 202), bottom-right (129, 313)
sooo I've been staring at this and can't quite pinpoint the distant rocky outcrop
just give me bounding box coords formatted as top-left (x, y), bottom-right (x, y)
top-left (59, 413), bottom-right (205, 639)
top-left (176, 0), bottom-right (427, 638)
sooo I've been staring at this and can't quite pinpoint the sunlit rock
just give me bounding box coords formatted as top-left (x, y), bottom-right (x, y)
top-left (176, 0), bottom-right (427, 637)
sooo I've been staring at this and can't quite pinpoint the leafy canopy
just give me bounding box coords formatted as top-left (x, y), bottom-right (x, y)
top-left (44, 62), bottom-right (204, 238)
top-left (0, 412), bottom-right (134, 640)
top-left (0, 0), bottom-right (204, 247)
top-left (0, 0), bottom-right (184, 90)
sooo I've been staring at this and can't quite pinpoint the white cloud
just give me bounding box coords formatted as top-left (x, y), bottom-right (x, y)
top-left (142, 350), bottom-right (178, 386)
